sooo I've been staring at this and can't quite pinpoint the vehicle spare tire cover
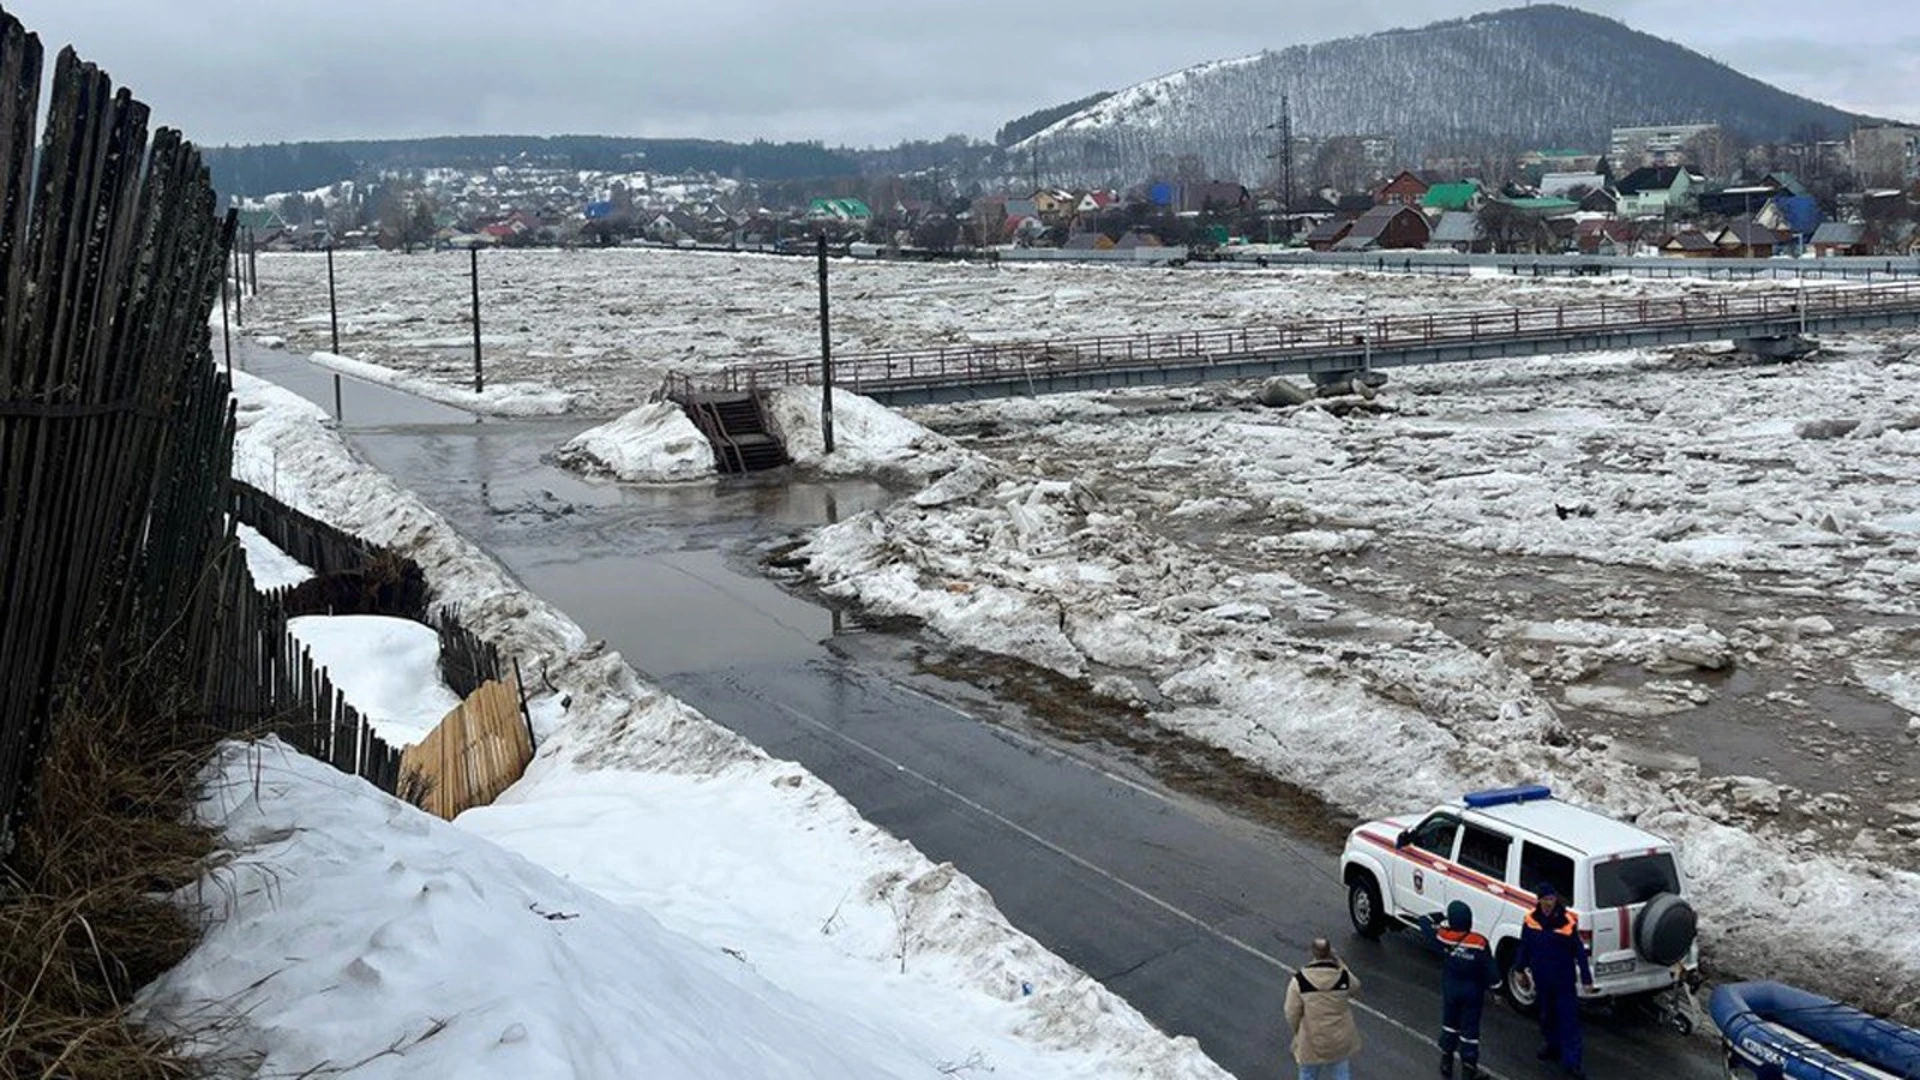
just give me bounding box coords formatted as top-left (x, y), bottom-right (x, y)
top-left (1634, 892), bottom-right (1697, 966)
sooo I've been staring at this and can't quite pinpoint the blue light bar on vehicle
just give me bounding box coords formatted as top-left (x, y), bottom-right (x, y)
top-left (1463, 784), bottom-right (1553, 808)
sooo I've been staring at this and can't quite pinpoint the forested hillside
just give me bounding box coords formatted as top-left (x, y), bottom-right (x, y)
top-left (205, 135), bottom-right (862, 199)
top-left (1011, 4), bottom-right (1869, 185)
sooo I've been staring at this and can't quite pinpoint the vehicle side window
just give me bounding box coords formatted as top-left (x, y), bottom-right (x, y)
top-left (1519, 841), bottom-right (1576, 900)
top-left (1408, 815), bottom-right (1460, 859)
top-left (1457, 824), bottom-right (1512, 879)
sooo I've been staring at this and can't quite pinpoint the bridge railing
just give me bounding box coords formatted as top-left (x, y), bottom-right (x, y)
top-left (664, 281), bottom-right (1920, 398)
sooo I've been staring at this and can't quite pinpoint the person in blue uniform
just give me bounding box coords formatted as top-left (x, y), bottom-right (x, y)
top-left (1417, 900), bottom-right (1501, 1079)
top-left (1513, 883), bottom-right (1594, 1079)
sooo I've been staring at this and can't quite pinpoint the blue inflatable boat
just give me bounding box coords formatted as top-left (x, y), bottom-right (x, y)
top-left (1711, 981), bottom-right (1919, 1079)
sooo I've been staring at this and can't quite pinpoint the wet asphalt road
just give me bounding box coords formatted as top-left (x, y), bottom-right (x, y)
top-left (240, 344), bottom-right (1723, 1080)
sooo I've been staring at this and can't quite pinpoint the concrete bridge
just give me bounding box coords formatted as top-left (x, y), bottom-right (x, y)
top-left (664, 281), bottom-right (1920, 407)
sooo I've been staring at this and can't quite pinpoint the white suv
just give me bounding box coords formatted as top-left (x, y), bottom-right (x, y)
top-left (1339, 784), bottom-right (1699, 1011)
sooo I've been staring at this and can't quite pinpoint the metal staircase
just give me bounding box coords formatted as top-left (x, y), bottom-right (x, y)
top-left (679, 392), bottom-right (789, 474)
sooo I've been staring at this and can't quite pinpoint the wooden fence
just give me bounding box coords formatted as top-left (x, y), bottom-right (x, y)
top-left (0, 19), bottom-right (242, 853)
top-left (0, 14), bottom-right (485, 851)
top-left (231, 479), bottom-right (379, 579)
top-left (397, 678), bottom-right (533, 820)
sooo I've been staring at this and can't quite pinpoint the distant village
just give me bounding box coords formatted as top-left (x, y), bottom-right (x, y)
top-left (240, 121), bottom-right (1920, 260)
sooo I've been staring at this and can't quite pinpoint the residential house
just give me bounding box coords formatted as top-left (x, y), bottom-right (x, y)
top-left (1519, 148), bottom-right (1604, 174)
top-left (1181, 180), bottom-right (1251, 214)
top-left (1500, 196), bottom-right (1579, 216)
top-left (1575, 219), bottom-right (1639, 256)
top-left (1334, 205), bottom-right (1430, 251)
top-left (1538, 172), bottom-right (1606, 200)
top-left (1305, 216), bottom-right (1356, 252)
top-left (1713, 220), bottom-right (1786, 258)
top-left (1374, 170), bottom-right (1437, 207)
top-left (1761, 172), bottom-right (1811, 199)
top-left (1659, 227), bottom-right (1717, 258)
top-left (1114, 228), bottom-right (1165, 250)
top-left (1697, 184), bottom-right (1782, 218)
top-left (807, 197), bottom-right (872, 223)
top-left (1616, 166), bottom-right (1700, 217)
top-left (1809, 221), bottom-right (1871, 257)
top-left (1030, 188), bottom-right (1076, 222)
top-left (1421, 181), bottom-right (1484, 213)
top-left (1335, 193), bottom-right (1376, 215)
top-left (1076, 190), bottom-right (1116, 215)
top-left (1062, 231), bottom-right (1116, 252)
top-left (1754, 195), bottom-right (1821, 247)
top-left (645, 210), bottom-right (701, 244)
top-left (1578, 187), bottom-right (1621, 215)
top-left (1427, 211), bottom-right (1488, 253)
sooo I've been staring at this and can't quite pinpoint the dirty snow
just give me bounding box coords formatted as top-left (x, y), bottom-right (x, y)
top-left (310, 349), bottom-right (574, 416)
top-left (557, 401), bottom-right (716, 483)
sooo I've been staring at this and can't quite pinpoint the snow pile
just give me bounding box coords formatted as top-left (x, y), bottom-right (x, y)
top-left (234, 522), bottom-right (312, 589)
top-left (311, 350), bottom-right (573, 416)
top-left (193, 369), bottom-right (1230, 1078)
top-left (556, 401), bottom-right (716, 483)
top-left (137, 742), bottom-right (958, 1079)
top-left (286, 614), bottom-right (461, 746)
top-left (795, 413), bottom-right (1920, 1016)
top-left (765, 386), bottom-right (967, 482)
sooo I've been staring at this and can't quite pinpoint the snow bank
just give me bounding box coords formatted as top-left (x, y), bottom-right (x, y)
top-left (286, 614), bottom-right (461, 746)
top-left (137, 741), bottom-right (946, 1079)
top-left (193, 369), bottom-right (1229, 1078)
top-left (310, 350), bottom-right (573, 416)
top-left (765, 385), bottom-right (966, 482)
top-left (555, 402), bottom-right (716, 483)
top-left (234, 522), bottom-right (312, 589)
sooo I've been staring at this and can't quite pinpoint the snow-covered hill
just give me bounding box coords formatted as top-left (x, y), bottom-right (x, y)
top-left (1011, 4), bottom-right (1866, 185)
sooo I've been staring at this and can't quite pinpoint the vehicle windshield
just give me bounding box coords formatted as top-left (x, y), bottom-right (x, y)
top-left (1592, 852), bottom-right (1680, 907)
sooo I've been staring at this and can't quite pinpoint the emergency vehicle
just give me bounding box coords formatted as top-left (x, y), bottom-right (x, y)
top-left (1339, 784), bottom-right (1699, 1013)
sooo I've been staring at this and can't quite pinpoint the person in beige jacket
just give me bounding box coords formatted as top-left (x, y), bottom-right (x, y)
top-left (1284, 938), bottom-right (1362, 1080)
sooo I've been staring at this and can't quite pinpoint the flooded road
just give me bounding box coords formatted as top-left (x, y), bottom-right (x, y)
top-left (240, 343), bottom-right (1722, 1079)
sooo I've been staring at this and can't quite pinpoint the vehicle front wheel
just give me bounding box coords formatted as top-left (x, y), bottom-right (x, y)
top-left (1501, 945), bottom-right (1540, 1016)
top-left (1347, 873), bottom-right (1386, 938)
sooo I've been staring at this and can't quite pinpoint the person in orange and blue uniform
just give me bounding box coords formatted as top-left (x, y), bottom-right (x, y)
top-left (1513, 882), bottom-right (1594, 1079)
top-left (1416, 900), bottom-right (1501, 1079)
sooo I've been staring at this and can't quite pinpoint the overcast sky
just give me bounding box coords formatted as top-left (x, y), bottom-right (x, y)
top-left (9, 1), bottom-right (1917, 147)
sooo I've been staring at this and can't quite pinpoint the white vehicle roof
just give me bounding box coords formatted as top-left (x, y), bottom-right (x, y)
top-left (1453, 788), bottom-right (1672, 858)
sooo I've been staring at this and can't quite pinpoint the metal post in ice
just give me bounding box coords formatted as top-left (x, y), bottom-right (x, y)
top-left (326, 245), bottom-right (341, 354)
top-left (470, 245), bottom-right (484, 395)
top-left (818, 232), bottom-right (834, 455)
top-left (328, 245), bottom-right (343, 420)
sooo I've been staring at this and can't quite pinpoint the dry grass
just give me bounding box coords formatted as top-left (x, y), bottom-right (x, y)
top-left (0, 686), bottom-right (220, 1080)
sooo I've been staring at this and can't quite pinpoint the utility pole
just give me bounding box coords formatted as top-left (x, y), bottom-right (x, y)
top-left (327, 244), bottom-right (343, 420)
top-left (1266, 94), bottom-right (1295, 241)
top-left (469, 245), bottom-right (484, 394)
top-left (817, 233), bottom-right (834, 455)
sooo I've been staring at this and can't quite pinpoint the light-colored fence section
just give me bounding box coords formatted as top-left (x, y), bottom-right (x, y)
top-left (398, 678), bottom-right (532, 820)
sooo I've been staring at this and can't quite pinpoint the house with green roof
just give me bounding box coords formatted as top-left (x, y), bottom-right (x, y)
top-left (1420, 181), bottom-right (1485, 213)
top-left (807, 197), bottom-right (872, 223)
top-left (1498, 196), bottom-right (1579, 215)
